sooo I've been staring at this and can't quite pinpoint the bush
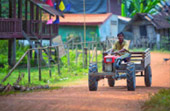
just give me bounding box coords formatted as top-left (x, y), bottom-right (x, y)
top-left (142, 89), bottom-right (170, 111)
top-left (160, 36), bottom-right (170, 51)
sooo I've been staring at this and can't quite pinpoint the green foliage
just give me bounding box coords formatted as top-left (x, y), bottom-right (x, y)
top-left (121, 0), bottom-right (163, 17)
top-left (0, 40), bottom-right (8, 54)
top-left (0, 48), bottom-right (103, 87)
top-left (0, 0), bottom-right (28, 18)
top-left (142, 89), bottom-right (170, 111)
top-left (160, 36), bottom-right (170, 51)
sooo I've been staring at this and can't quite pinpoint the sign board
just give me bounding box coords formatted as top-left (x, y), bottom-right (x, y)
top-left (52, 35), bottom-right (66, 58)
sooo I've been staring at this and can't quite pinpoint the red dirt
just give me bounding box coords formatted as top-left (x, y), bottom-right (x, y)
top-left (0, 52), bottom-right (170, 111)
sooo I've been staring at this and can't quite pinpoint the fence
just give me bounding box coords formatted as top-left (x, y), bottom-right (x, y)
top-left (1, 41), bottom-right (106, 86)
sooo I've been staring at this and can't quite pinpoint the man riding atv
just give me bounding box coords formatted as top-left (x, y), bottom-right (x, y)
top-left (109, 32), bottom-right (131, 64)
top-left (112, 32), bottom-right (129, 54)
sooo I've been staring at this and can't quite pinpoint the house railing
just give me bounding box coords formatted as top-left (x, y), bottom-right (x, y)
top-left (0, 18), bottom-right (22, 34)
top-left (23, 20), bottom-right (58, 38)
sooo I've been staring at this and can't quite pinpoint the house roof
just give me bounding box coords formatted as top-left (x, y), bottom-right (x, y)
top-left (59, 13), bottom-right (112, 26)
top-left (30, 0), bottom-right (64, 17)
top-left (125, 13), bottom-right (170, 30)
top-left (118, 16), bottom-right (131, 22)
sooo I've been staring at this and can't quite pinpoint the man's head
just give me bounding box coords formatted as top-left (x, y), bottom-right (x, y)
top-left (117, 32), bottom-right (124, 43)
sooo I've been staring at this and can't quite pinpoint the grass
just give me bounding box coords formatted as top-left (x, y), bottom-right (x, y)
top-left (130, 48), bottom-right (170, 54)
top-left (0, 50), bottom-right (103, 87)
top-left (142, 89), bottom-right (170, 111)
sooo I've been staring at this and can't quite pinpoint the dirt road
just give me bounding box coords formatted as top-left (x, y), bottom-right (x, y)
top-left (0, 52), bottom-right (170, 111)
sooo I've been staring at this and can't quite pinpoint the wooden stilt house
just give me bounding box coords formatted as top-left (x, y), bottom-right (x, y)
top-left (0, 0), bottom-right (64, 66)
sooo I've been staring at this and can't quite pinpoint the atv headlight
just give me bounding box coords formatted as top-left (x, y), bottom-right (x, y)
top-left (106, 58), bottom-right (112, 62)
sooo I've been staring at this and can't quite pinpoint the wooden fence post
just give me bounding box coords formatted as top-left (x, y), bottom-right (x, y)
top-left (82, 43), bottom-right (84, 68)
top-left (95, 43), bottom-right (98, 64)
top-left (27, 50), bottom-right (31, 83)
top-left (84, 47), bottom-right (87, 68)
top-left (67, 45), bottom-right (70, 66)
top-left (38, 48), bottom-right (41, 81)
top-left (88, 43), bottom-right (91, 64)
top-left (48, 47), bottom-right (52, 78)
top-left (76, 45), bottom-right (78, 65)
top-left (56, 46), bottom-right (61, 75)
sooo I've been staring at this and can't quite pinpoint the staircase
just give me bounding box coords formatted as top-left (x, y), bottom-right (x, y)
top-left (22, 31), bottom-right (55, 63)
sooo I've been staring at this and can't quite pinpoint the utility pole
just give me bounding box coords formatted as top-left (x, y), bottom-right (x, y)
top-left (83, 0), bottom-right (86, 47)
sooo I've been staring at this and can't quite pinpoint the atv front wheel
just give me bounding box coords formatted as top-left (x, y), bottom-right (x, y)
top-left (88, 63), bottom-right (98, 91)
top-left (126, 63), bottom-right (136, 91)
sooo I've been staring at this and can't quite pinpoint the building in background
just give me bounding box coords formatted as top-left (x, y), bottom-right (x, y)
top-left (59, 0), bottom-right (124, 42)
top-left (59, 13), bottom-right (118, 42)
top-left (124, 13), bottom-right (170, 49)
top-left (0, 0), bottom-right (64, 66)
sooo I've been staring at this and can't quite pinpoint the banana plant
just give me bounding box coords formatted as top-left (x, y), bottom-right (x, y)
top-left (121, 0), bottom-right (164, 17)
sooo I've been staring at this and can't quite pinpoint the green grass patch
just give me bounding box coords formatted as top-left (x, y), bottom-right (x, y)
top-left (130, 48), bottom-right (170, 54)
top-left (142, 89), bottom-right (170, 111)
top-left (0, 50), bottom-right (103, 88)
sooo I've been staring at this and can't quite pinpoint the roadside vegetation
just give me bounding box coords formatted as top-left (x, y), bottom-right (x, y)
top-left (142, 89), bottom-right (170, 111)
top-left (0, 41), bottom-right (103, 89)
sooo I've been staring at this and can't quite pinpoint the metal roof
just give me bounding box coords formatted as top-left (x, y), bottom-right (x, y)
top-left (59, 13), bottom-right (112, 26)
top-left (30, 0), bottom-right (64, 18)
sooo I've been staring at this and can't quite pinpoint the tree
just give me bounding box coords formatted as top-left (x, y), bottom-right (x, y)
top-left (121, 0), bottom-right (164, 17)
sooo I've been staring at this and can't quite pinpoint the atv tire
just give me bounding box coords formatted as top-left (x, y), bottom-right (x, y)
top-left (88, 63), bottom-right (98, 91)
top-left (126, 63), bottom-right (136, 91)
top-left (144, 65), bottom-right (152, 87)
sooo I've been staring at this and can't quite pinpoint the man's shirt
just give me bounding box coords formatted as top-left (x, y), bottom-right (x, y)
top-left (113, 40), bottom-right (128, 51)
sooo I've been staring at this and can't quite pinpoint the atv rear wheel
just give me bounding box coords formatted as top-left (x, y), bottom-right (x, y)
top-left (126, 63), bottom-right (136, 91)
top-left (144, 65), bottom-right (152, 87)
top-left (108, 77), bottom-right (115, 87)
top-left (88, 63), bottom-right (98, 91)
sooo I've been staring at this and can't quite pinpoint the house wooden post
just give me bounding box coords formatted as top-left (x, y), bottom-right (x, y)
top-left (30, 2), bottom-right (34, 33)
top-left (25, 0), bottom-right (28, 33)
top-left (8, 38), bottom-right (16, 66)
top-left (36, 6), bottom-right (39, 34)
top-left (18, 0), bottom-right (22, 19)
top-left (8, 0), bottom-right (16, 66)
top-left (9, 0), bottom-right (12, 18)
top-left (0, 0), bottom-right (1, 17)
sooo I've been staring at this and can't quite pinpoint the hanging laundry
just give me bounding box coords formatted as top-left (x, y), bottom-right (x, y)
top-left (54, 3), bottom-right (57, 9)
top-left (59, 1), bottom-right (65, 11)
top-left (46, 18), bottom-right (53, 25)
top-left (66, 4), bottom-right (71, 11)
top-left (53, 17), bottom-right (60, 24)
top-left (46, 0), bottom-right (54, 7)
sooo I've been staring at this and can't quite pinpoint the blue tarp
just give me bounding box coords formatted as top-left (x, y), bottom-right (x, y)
top-left (63, 0), bottom-right (107, 14)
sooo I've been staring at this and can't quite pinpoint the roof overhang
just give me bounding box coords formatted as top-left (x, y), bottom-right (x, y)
top-left (30, 0), bottom-right (64, 18)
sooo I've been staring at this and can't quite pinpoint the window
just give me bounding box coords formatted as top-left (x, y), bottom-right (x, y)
top-left (140, 25), bottom-right (147, 37)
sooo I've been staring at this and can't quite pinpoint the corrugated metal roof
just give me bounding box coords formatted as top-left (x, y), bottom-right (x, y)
top-left (30, 0), bottom-right (64, 17)
top-left (125, 13), bottom-right (170, 30)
